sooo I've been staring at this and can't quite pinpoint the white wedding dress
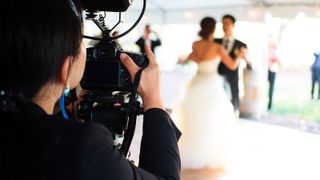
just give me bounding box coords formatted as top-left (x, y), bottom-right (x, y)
top-left (172, 58), bottom-right (236, 169)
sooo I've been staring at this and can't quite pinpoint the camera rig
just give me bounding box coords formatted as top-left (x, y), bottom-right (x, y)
top-left (78, 0), bottom-right (147, 157)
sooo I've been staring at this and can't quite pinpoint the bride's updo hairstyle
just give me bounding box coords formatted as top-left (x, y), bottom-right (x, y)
top-left (198, 17), bottom-right (216, 39)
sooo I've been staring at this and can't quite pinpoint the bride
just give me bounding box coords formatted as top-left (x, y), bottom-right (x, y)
top-left (172, 17), bottom-right (244, 170)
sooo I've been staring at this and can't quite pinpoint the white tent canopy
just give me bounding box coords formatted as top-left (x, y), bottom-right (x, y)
top-left (126, 0), bottom-right (320, 23)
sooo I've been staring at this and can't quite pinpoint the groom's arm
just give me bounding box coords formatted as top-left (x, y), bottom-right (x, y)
top-left (236, 40), bottom-right (251, 69)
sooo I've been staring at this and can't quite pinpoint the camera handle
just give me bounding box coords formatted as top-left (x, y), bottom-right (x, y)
top-left (120, 68), bottom-right (144, 157)
top-left (111, 0), bottom-right (146, 40)
top-left (83, 0), bottom-right (146, 42)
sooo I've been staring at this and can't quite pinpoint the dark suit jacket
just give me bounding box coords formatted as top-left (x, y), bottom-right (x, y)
top-left (136, 37), bottom-right (161, 54)
top-left (214, 38), bottom-right (247, 77)
top-left (0, 102), bottom-right (181, 180)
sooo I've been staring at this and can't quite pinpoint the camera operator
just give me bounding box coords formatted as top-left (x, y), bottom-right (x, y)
top-left (0, 0), bottom-right (181, 179)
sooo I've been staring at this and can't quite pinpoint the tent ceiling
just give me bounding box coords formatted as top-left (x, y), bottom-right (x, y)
top-left (147, 0), bottom-right (251, 10)
top-left (145, 0), bottom-right (320, 10)
top-left (125, 0), bottom-right (320, 23)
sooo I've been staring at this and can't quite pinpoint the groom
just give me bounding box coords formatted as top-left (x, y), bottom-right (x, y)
top-left (215, 14), bottom-right (251, 114)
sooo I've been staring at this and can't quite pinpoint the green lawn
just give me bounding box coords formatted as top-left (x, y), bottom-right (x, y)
top-left (273, 99), bottom-right (320, 122)
top-left (270, 67), bottom-right (320, 122)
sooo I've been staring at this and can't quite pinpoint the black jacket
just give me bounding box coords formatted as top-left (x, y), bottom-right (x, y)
top-left (0, 102), bottom-right (181, 180)
top-left (214, 38), bottom-right (247, 76)
top-left (135, 37), bottom-right (161, 54)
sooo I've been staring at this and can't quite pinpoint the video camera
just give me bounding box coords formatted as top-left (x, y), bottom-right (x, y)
top-left (78, 0), bottom-right (148, 157)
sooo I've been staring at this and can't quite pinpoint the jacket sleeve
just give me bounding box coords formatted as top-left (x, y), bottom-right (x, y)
top-left (77, 108), bottom-right (181, 180)
top-left (139, 108), bottom-right (181, 180)
top-left (235, 40), bottom-right (247, 49)
top-left (153, 38), bottom-right (162, 47)
top-left (136, 37), bottom-right (145, 52)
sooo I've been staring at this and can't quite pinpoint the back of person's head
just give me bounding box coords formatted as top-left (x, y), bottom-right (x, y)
top-left (198, 17), bottom-right (216, 39)
top-left (145, 24), bottom-right (151, 29)
top-left (145, 24), bottom-right (151, 34)
top-left (0, 0), bottom-right (83, 99)
top-left (222, 14), bottom-right (236, 24)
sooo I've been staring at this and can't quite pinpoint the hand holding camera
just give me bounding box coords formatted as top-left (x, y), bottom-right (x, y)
top-left (120, 45), bottom-right (163, 111)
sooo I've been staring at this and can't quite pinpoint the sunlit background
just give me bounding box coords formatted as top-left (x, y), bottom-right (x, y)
top-left (83, 0), bottom-right (320, 179)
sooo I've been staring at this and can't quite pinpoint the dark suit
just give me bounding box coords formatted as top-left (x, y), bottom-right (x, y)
top-left (214, 38), bottom-right (247, 111)
top-left (0, 102), bottom-right (181, 180)
top-left (136, 37), bottom-right (161, 54)
top-left (311, 53), bottom-right (320, 99)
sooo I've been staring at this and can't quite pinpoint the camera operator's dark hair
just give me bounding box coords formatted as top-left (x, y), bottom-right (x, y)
top-left (0, 0), bottom-right (83, 99)
top-left (198, 17), bottom-right (216, 39)
top-left (222, 14), bottom-right (236, 24)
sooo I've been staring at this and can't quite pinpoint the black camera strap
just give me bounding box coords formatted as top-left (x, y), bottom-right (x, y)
top-left (126, 68), bottom-right (143, 117)
top-left (120, 68), bottom-right (144, 156)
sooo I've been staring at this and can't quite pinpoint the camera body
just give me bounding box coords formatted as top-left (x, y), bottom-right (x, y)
top-left (80, 38), bottom-right (149, 92)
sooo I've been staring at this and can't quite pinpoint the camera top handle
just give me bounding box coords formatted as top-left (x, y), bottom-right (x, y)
top-left (83, 0), bottom-right (146, 42)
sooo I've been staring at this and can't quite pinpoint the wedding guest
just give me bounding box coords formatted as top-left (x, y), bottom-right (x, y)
top-left (311, 51), bottom-right (320, 100)
top-left (136, 24), bottom-right (161, 54)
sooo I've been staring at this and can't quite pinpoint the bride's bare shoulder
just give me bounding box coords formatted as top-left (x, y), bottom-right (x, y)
top-left (192, 40), bottom-right (202, 46)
